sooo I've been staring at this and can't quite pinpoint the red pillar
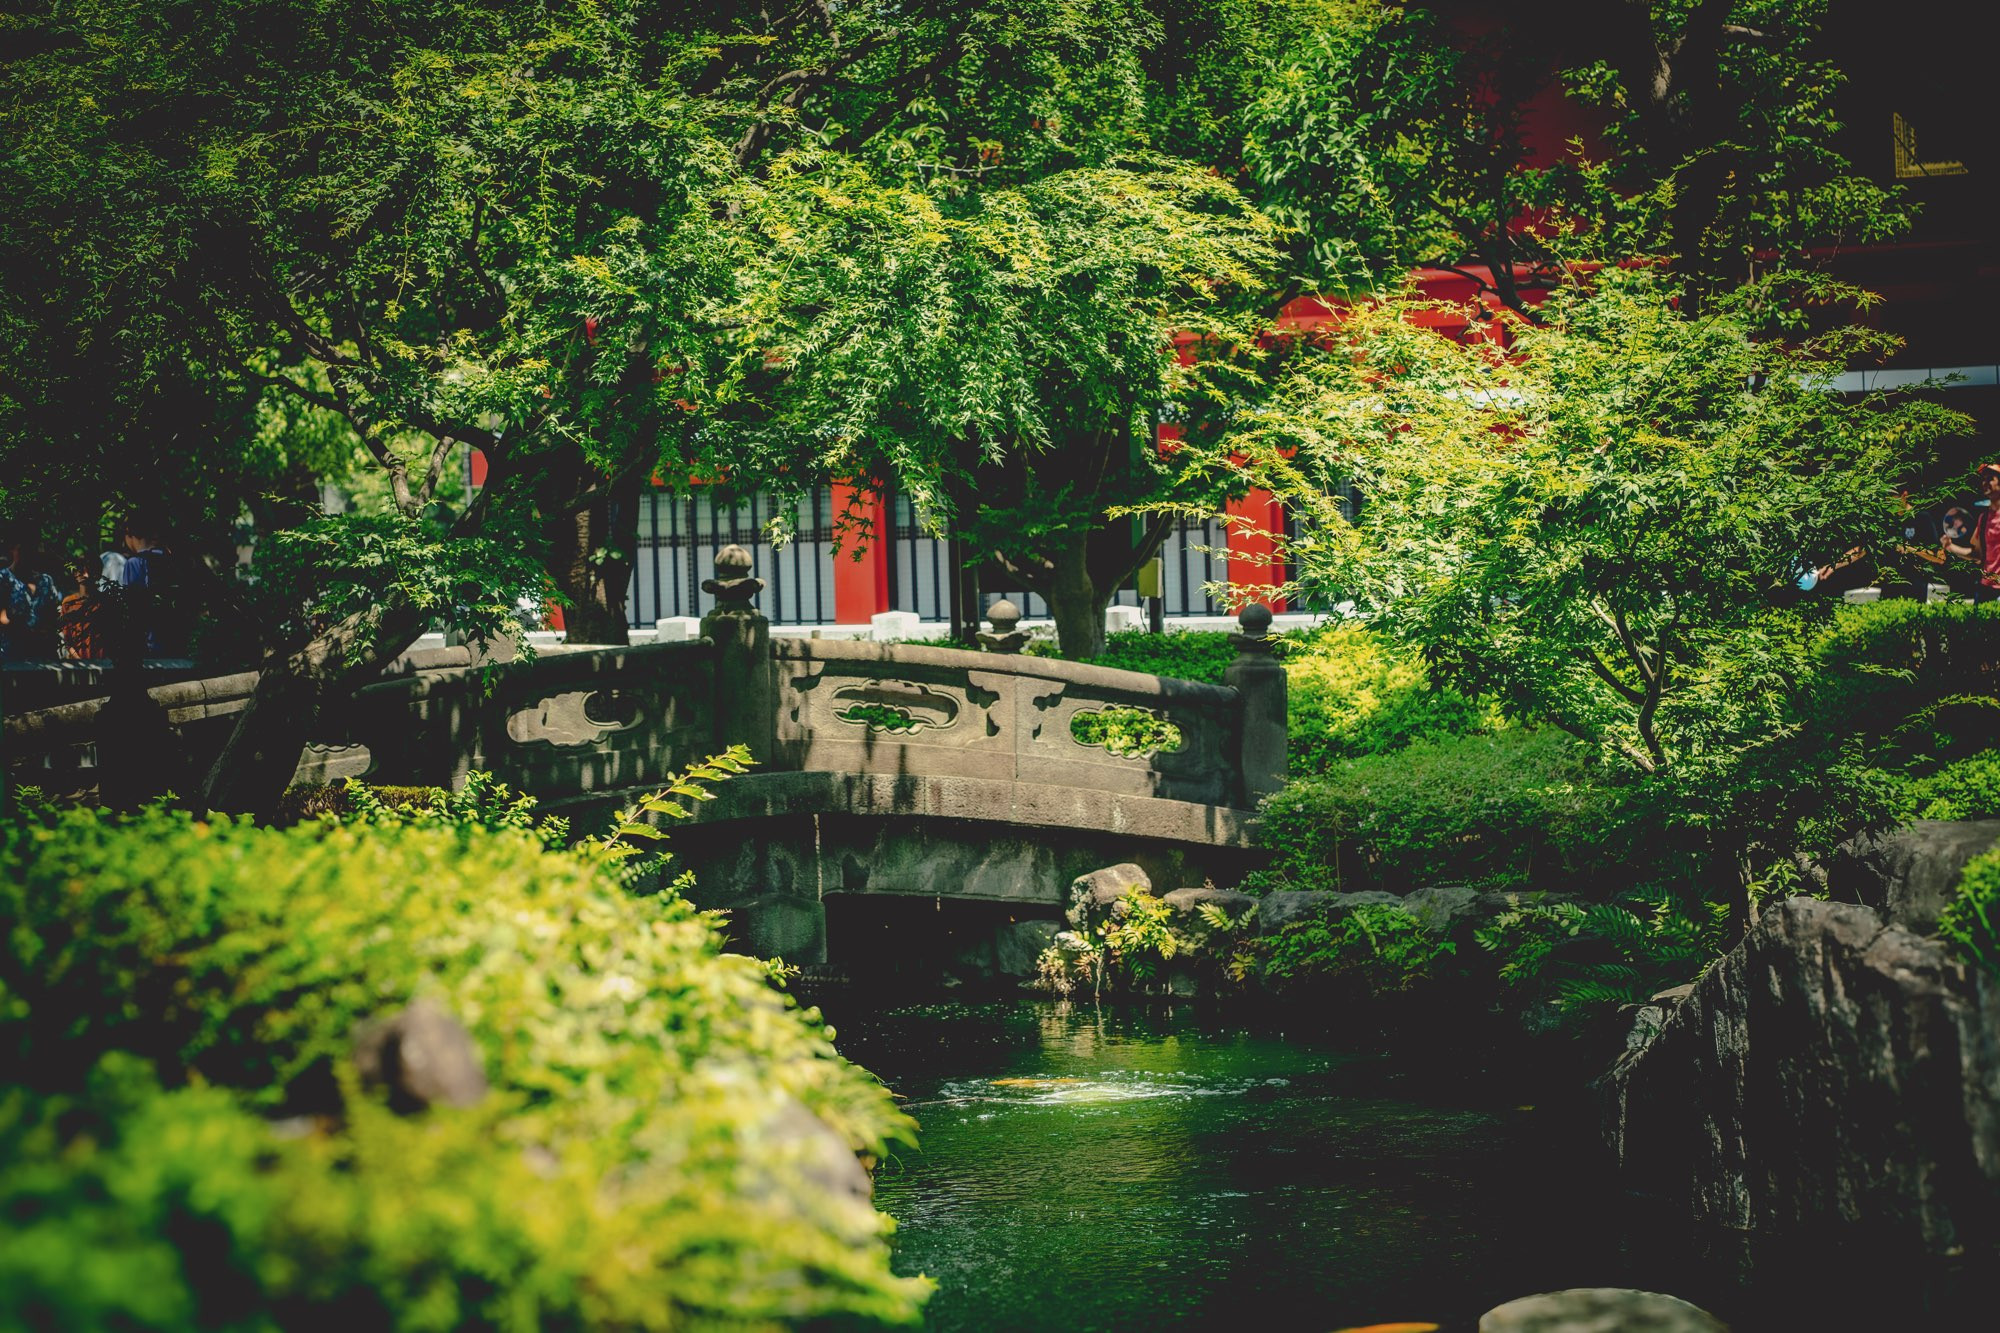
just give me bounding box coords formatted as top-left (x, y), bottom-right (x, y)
top-left (830, 481), bottom-right (892, 623)
top-left (1225, 487), bottom-right (1287, 614)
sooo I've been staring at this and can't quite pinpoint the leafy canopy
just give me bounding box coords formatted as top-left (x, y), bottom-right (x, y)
top-left (1241, 1), bottom-right (1912, 302)
top-left (719, 156), bottom-right (1275, 505)
top-left (1227, 269), bottom-right (1967, 774)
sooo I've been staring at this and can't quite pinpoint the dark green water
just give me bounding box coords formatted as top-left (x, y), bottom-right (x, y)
top-left (833, 997), bottom-right (1989, 1332)
top-left (834, 999), bottom-right (1613, 1333)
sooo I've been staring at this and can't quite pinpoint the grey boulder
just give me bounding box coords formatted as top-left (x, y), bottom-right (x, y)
top-left (1479, 1288), bottom-right (1726, 1332)
top-left (1601, 895), bottom-right (2000, 1256)
top-left (1070, 862), bottom-right (1150, 919)
top-left (352, 999), bottom-right (489, 1112)
top-left (1399, 883), bottom-right (1481, 934)
top-left (1160, 886), bottom-right (1257, 920)
top-left (1827, 818), bottom-right (2000, 931)
top-left (992, 919), bottom-right (1062, 976)
top-left (1256, 889), bottom-right (1399, 934)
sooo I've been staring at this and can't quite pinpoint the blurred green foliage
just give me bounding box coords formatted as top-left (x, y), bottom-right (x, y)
top-left (1940, 848), bottom-right (2000, 980)
top-left (0, 798), bottom-right (927, 1330)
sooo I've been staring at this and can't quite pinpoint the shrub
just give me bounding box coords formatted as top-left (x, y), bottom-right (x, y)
top-left (0, 800), bottom-right (928, 1330)
top-left (1047, 625), bottom-right (1488, 773)
top-left (1250, 903), bottom-right (1456, 995)
top-left (1035, 888), bottom-right (1257, 996)
top-left (1939, 846), bottom-right (2000, 979)
top-left (1799, 600), bottom-right (2000, 772)
top-left (1648, 602), bottom-right (2000, 904)
top-left (836, 700), bottom-right (928, 733)
top-left (1252, 728), bottom-right (1620, 893)
top-left (275, 780), bottom-right (445, 825)
top-left (1070, 706), bottom-right (1184, 757)
top-left (1897, 748), bottom-right (2000, 823)
top-left (1283, 624), bottom-right (1488, 771)
top-left (1027, 626), bottom-right (1240, 683)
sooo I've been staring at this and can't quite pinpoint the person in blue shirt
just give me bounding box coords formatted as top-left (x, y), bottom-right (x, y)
top-left (0, 536), bottom-right (62, 661)
top-left (119, 519), bottom-right (182, 658)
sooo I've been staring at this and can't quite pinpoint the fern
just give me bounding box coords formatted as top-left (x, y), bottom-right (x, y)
top-left (590, 745), bottom-right (756, 875)
top-left (1250, 903), bottom-right (1455, 994)
top-left (323, 749), bottom-right (755, 885)
top-left (1476, 893), bottom-right (1727, 1026)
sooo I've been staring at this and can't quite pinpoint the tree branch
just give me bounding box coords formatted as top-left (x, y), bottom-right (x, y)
top-left (1104, 512), bottom-right (1179, 595)
top-left (733, 25), bottom-right (909, 169)
top-left (1609, 603), bottom-right (1658, 686)
top-left (1578, 646), bottom-right (1646, 704)
top-left (828, 22), bottom-right (969, 155)
top-left (993, 550), bottom-right (1055, 599)
top-left (415, 436), bottom-right (457, 507)
top-left (1635, 656), bottom-right (1667, 769)
top-left (246, 370), bottom-right (348, 422)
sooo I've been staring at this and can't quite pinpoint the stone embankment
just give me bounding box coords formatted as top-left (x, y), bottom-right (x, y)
top-left (1600, 820), bottom-right (2000, 1259)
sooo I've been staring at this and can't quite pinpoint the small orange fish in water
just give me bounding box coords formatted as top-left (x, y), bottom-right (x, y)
top-left (1329, 1324), bottom-right (1441, 1333)
top-left (989, 1077), bottom-right (1084, 1088)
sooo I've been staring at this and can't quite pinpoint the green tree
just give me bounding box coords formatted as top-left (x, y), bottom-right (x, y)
top-left (1241, 1), bottom-right (1911, 308)
top-left (1220, 270), bottom-right (1967, 915)
top-left (693, 1), bottom-right (1340, 656)
top-left (0, 1), bottom-right (808, 813)
top-left (2, 0), bottom-right (1247, 811)
top-left (714, 155), bottom-right (1278, 657)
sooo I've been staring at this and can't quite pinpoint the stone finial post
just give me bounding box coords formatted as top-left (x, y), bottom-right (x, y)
top-left (977, 598), bottom-right (1030, 654)
top-left (1224, 601), bottom-right (1286, 804)
top-left (700, 545), bottom-right (776, 763)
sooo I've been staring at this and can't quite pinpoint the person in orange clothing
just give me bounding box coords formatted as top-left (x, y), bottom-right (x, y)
top-left (58, 557), bottom-right (112, 660)
top-left (1941, 463), bottom-right (2000, 604)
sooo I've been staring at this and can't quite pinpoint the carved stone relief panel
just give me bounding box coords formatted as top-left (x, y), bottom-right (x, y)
top-left (830, 680), bottom-right (962, 733)
top-left (505, 690), bottom-right (643, 747)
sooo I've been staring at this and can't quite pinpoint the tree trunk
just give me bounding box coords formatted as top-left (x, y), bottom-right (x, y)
top-left (1046, 535), bottom-right (1108, 659)
top-left (200, 602), bottom-right (429, 819)
top-left (545, 468), bottom-right (640, 645)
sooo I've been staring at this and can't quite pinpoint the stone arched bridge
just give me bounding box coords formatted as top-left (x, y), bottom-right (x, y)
top-left (7, 577), bottom-right (1286, 961)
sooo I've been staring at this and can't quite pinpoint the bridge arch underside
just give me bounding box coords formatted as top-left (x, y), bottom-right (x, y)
top-left (548, 771), bottom-right (1264, 965)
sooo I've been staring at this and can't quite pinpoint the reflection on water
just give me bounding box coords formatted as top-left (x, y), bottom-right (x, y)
top-left (828, 997), bottom-right (1985, 1333)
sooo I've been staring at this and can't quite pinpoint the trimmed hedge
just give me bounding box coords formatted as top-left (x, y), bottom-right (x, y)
top-left (0, 802), bottom-right (928, 1330)
top-left (1025, 626), bottom-right (1240, 683)
top-left (1252, 728), bottom-right (1621, 893)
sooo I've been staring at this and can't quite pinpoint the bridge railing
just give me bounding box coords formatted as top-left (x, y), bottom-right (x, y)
top-left (2, 644), bottom-right (484, 800)
top-left (6, 549), bottom-right (1286, 819)
top-left (346, 639), bottom-right (719, 797)
top-left (772, 639), bottom-right (1244, 807)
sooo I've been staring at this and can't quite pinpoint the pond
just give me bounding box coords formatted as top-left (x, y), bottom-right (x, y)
top-left (827, 996), bottom-right (1961, 1333)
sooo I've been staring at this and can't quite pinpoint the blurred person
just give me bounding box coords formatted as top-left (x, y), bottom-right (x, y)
top-left (99, 522), bottom-right (127, 586)
top-left (1941, 464), bottom-right (2000, 604)
top-left (119, 518), bottom-right (183, 657)
top-left (0, 536), bottom-right (62, 660)
top-left (58, 557), bottom-right (111, 660)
